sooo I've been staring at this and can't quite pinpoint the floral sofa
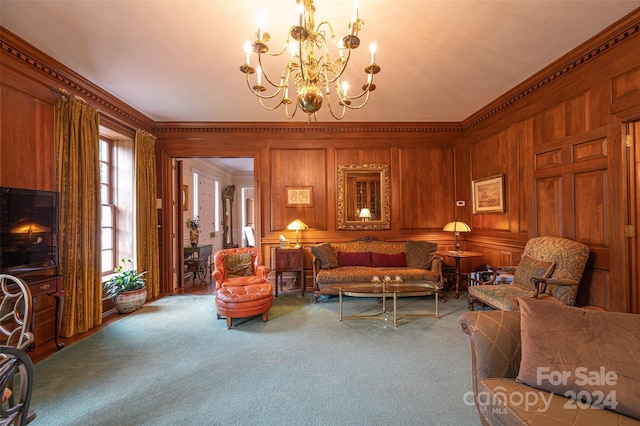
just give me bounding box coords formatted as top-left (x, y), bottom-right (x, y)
top-left (310, 237), bottom-right (443, 303)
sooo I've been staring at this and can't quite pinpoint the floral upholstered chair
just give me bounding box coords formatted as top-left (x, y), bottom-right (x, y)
top-left (467, 237), bottom-right (590, 311)
top-left (212, 248), bottom-right (273, 329)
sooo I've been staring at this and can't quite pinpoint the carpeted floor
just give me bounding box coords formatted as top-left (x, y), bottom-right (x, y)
top-left (31, 292), bottom-right (479, 425)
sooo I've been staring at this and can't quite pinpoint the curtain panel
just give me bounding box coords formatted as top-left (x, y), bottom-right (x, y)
top-left (55, 95), bottom-right (102, 337)
top-left (135, 130), bottom-right (160, 299)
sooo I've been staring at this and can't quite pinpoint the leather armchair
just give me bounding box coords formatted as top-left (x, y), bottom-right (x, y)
top-left (212, 248), bottom-right (273, 329)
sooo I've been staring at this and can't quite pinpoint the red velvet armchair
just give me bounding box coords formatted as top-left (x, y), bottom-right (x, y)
top-left (212, 247), bottom-right (273, 329)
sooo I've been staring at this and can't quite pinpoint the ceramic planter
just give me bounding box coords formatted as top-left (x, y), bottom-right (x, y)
top-left (114, 288), bottom-right (147, 314)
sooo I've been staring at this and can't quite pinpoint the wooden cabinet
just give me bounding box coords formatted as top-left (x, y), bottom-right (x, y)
top-left (274, 247), bottom-right (305, 296)
top-left (21, 275), bottom-right (64, 349)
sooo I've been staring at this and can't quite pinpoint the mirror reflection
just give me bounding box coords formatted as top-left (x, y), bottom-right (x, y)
top-left (337, 164), bottom-right (390, 230)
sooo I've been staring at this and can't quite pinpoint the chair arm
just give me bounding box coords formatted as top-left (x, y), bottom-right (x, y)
top-left (255, 265), bottom-right (270, 280)
top-left (531, 277), bottom-right (579, 297)
top-left (459, 310), bottom-right (522, 382)
top-left (212, 269), bottom-right (224, 288)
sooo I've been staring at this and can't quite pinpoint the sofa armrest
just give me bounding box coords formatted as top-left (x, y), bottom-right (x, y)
top-left (459, 310), bottom-right (521, 382)
top-left (430, 255), bottom-right (444, 289)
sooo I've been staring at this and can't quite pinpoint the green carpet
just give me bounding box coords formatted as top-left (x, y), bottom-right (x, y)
top-left (31, 293), bottom-right (479, 425)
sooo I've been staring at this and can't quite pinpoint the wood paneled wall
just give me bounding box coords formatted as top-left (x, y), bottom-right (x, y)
top-left (2, 9), bottom-right (639, 321)
top-left (462, 13), bottom-right (640, 311)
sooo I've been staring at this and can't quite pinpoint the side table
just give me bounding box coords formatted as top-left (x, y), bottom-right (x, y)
top-left (444, 251), bottom-right (483, 299)
top-left (274, 247), bottom-right (305, 296)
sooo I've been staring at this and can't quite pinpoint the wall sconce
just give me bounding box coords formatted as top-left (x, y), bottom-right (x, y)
top-left (359, 207), bottom-right (372, 221)
top-left (443, 221), bottom-right (471, 252)
top-left (286, 219), bottom-right (308, 248)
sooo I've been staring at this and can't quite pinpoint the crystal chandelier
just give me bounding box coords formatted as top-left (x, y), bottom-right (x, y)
top-left (240, 0), bottom-right (381, 122)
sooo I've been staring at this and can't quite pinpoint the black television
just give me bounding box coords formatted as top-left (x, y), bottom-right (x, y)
top-left (0, 186), bottom-right (59, 274)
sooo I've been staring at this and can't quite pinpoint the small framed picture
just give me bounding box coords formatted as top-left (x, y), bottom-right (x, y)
top-left (285, 186), bottom-right (313, 207)
top-left (472, 175), bottom-right (505, 213)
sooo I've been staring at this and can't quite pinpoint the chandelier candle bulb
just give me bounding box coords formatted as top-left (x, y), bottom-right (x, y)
top-left (370, 43), bottom-right (376, 63)
top-left (244, 41), bottom-right (251, 64)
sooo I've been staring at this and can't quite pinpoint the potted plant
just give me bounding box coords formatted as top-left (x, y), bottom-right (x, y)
top-left (104, 259), bottom-right (147, 314)
top-left (187, 216), bottom-right (200, 246)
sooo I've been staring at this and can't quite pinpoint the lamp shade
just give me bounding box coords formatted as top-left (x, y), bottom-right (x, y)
top-left (359, 208), bottom-right (372, 219)
top-left (286, 219), bottom-right (308, 231)
top-left (442, 221), bottom-right (471, 233)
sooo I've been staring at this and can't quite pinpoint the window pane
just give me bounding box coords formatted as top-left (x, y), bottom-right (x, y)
top-left (102, 250), bottom-right (114, 273)
top-left (101, 228), bottom-right (113, 250)
top-left (100, 162), bottom-right (110, 184)
top-left (101, 205), bottom-right (112, 225)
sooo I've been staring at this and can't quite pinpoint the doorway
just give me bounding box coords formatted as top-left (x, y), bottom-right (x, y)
top-left (173, 157), bottom-right (255, 293)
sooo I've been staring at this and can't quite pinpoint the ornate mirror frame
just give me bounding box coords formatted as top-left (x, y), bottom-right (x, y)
top-left (337, 164), bottom-right (390, 230)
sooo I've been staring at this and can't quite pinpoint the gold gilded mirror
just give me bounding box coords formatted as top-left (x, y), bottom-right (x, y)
top-left (337, 164), bottom-right (390, 230)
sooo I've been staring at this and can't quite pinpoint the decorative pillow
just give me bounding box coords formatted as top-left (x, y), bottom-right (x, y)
top-left (224, 253), bottom-right (253, 278)
top-left (337, 251), bottom-right (372, 267)
top-left (516, 297), bottom-right (640, 420)
top-left (371, 252), bottom-right (407, 267)
top-left (512, 254), bottom-right (555, 291)
top-left (310, 243), bottom-right (339, 270)
top-left (404, 240), bottom-right (438, 269)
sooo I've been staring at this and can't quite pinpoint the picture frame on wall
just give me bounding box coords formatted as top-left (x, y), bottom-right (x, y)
top-left (285, 186), bottom-right (314, 207)
top-left (472, 175), bottom-right (505, 213)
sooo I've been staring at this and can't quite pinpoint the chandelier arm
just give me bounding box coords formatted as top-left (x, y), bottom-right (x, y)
top-left (325, 47), bottom-right (353, 84)
top-left (255, 56), bottom-right (292, 92)
top-left (324, 92), bottom-right (347, 120)
top-left (343, 90), bottom-right (372, 110)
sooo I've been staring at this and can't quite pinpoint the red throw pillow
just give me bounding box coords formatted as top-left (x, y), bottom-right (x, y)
top-left (337, 251), bottom-right (372, 267)
top-left (371, 252), bottom-right (407, 267)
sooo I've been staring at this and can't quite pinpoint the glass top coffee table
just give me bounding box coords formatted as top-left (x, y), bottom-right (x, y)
top-left (338, 281), bottom-right (440, 329)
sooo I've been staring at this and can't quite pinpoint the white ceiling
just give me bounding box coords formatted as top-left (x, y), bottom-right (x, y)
top-left (1, 1), bottom-right (638, 125)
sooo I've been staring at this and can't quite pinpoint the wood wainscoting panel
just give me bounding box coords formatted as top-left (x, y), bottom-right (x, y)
top-left (535, 148), bottom-right (562, 170)
top-left (578, 268), bottom-right (610, 309)
top-left (573, 137), bottom-right (607, 162)
top-left (533, 92), bottom-right (589, 144)
top-left (574, 170), bottom-right (607, 245)
top-left (535, 176), bottom-right (561, 236)
top-left (612, 66), bottom-right (640, 102)
top-left (270, 148), bottom-right (327, 233)
top-left (398, 146), bottom-right (454, 230)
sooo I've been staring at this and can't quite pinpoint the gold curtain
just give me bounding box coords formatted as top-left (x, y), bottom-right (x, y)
top-left (135, 130), bottom-right (160, 298)
top-left (55, 95), bottom-right (102, 337)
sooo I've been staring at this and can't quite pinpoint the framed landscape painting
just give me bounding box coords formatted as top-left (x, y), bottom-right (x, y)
top-left (472, 175), bottom-right (505, 213)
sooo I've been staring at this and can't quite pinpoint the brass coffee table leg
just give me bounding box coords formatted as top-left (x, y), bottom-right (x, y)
top-left (393, 292), bottom-right (398, 329)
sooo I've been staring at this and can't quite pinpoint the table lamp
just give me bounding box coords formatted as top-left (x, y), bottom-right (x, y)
top-left (359, 208), bottom-right (372, 221)
top-left (443, 221), bottom-right (471, 251)
top-left (286, 219), bottom-right (308, 248)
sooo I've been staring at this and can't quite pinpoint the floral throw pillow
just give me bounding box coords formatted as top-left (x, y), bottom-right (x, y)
top-left (224, 253), bottom-right (253, 278)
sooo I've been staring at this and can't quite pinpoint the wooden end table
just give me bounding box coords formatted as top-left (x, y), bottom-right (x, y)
top-left (444, 251), bottom-right (483, 299)
top-left (274, 247), bottom-right (305, 296)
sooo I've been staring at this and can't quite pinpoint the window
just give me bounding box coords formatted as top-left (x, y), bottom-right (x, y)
top-left (99, 137), bottom-right (116, 275)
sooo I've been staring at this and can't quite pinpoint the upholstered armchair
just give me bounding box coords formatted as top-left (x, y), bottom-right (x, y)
top-left (212, 248), bottom-right (273, 329)
top-left (467, 237), bottom-right (590, 311)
